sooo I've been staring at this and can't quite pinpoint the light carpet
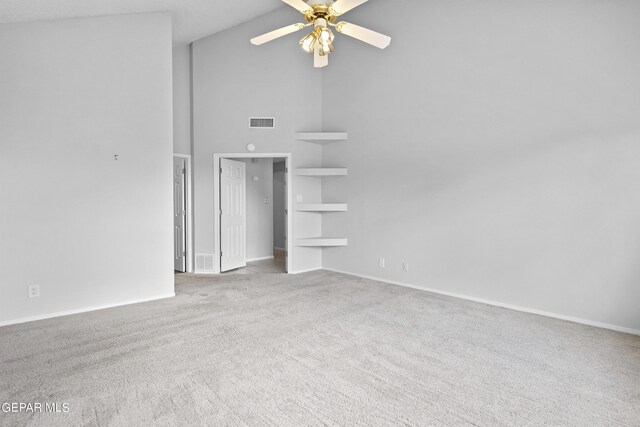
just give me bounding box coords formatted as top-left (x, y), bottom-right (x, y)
top-left (1, 271), bottom-right (639, 426)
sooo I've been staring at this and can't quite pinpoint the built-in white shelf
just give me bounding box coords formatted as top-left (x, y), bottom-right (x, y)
top-left (295, 132), bottom-right (348, 142)
top-left (297, 204), bottom-right (348, 212)
top-left (295, 168), bottom-right (348, 177)
top-left (294, 131), bottom-right (349, 248)
top-left (296, 238), bottom-right (348, 247)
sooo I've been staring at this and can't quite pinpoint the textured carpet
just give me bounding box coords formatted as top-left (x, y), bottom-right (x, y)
top-left (222, 250), bottom-right (287, 275)
top-left (1, 271), bottom-right (639, 426)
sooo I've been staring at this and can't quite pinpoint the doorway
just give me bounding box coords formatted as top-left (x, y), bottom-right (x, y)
top-left (272, 159), bottom-right (287, 270)
top-left (213, 153), bottom-right (292, 275)
top-left (173, 154), bottom-right (192, 273)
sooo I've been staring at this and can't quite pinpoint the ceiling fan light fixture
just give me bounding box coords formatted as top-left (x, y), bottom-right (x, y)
top-left (319, 27), bottom-right (334, 43)
top-left (299, 30), bottom-right (317, 53)
top-left (319, 45), bottom-right (332, 56)
top-left (317, 26), bottom-right (335, 56)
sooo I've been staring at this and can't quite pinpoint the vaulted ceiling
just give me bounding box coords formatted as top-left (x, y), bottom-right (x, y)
top-left (0, 0), bottom-right (284, 45)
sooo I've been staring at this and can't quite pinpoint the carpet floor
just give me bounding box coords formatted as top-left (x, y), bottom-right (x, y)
top-left (1, 271), bottom-right (639, 426)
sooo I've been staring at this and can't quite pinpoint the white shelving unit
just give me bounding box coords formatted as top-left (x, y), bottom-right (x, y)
top-left (295, 168), bottom-right (348, 177)
top-left (296, 204), bottom-right (348, 212)
top-left (295, 132), bottom-right (348, 142)
top-left (296, 238), bottom-right (348, 247)
top-left (295, 132), bottom-right (349, 248)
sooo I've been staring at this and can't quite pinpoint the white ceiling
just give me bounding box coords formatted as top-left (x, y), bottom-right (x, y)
top-left (0, 0), bottom-right (284, 45)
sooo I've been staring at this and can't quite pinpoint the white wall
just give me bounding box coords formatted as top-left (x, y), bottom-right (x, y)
top-left (173, 45), bottom-right (192, 155)
top-left (321, 0), bottom-right (640, 332)
top-left (191, 7), bottom-right (324, 273)
top-left (240, 158), bottom-right (274, 261)
top-left (273, 161), bottom-right (287, 250)
top-left (0, 13), bottom-right (175, 325)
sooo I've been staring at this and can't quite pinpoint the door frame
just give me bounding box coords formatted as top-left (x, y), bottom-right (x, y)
top-left (173, 154), bottom-right (193, 273)
top-left (213, 152), bottom-right (292, 275)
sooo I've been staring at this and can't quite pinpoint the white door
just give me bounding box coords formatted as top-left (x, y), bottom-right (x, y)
top-left (220, 158), bottom-right (246, 272)
top-left (284, 161), bottom-right (288, 272)
top-left (173, 157), bottom-right (186, 272)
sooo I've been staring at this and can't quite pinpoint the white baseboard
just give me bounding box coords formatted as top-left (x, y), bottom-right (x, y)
top-left (194, 269), bottom-right (215, 275)
top-left (247, 256), bottom-right (274, 262)
top-left (0, 293), bottom-right (176, 328)
top-left (289, 267), bottom-right (322, 275)
top-left (323, 268), bottom-right (640, 336)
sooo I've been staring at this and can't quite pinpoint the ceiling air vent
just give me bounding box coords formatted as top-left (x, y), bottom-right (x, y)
top-left (249, 117), bottom-right (275, 129)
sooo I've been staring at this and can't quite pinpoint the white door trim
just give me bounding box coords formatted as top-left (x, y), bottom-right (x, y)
top-left (173, 154), bottom-right (193, 273)
top-left (213, 153), bottom-right (292, 275)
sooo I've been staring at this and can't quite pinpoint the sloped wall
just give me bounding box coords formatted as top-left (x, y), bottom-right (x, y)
top-left (321, 0), bottom-right (640, 332)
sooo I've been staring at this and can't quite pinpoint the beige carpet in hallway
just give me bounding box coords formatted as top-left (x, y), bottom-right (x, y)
top-left (1, 271), bottom-right (639, 426)
top-left (220, 250), bottom-right (287, 275)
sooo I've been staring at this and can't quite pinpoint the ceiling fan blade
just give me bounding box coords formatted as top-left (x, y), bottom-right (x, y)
top-left (335, 22), bottom-right (391, 49)
top-left (330, 0), bottom-right (369, 15)
top-left (281, 0), bottom-right (314, 14)
top-left (314, 48), bottom-right (328, 68)
top-left (250, 23), bottom-right (306, 45)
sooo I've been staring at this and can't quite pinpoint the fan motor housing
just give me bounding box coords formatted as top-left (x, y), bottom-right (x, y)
top-left (304, 1), bottom-right (338, 24)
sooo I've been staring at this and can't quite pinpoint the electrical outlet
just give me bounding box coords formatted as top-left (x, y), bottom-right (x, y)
top-left (296, 194), bottom-right (303, 202)
top-left (402, 262), bottom-right (409, 272)
top-left (28, 285), bottom-right (40, 298)
top-left (379, 258), bottom-right (385, 268)
top-left (264, 196), bottom-right (270, 204)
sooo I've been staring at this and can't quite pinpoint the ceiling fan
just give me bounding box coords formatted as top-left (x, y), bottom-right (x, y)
top-left (250, 0), bottom-right (391, 68)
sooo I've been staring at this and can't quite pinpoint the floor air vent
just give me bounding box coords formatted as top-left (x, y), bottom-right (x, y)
top-left (195, 254), bottom-right (215, 273)
top-left (249, 117), bottom-right (275, 129)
